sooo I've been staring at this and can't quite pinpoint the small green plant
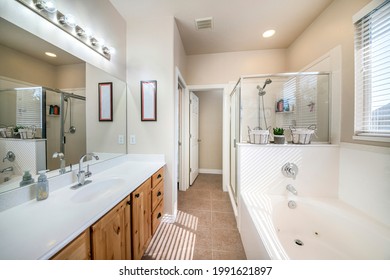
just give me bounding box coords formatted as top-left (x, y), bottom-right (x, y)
top-left (14, 125), bottom-right (25, 132)
top-left (273, 127), bottom-right (284, 135)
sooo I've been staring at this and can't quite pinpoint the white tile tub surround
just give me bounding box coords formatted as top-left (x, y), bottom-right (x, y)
top-left (0, 138), bottom-right (46, 176)
top-left (237, 144), bottom-right (340, 198)
top-left (339, 143), bottom-right (390, 227)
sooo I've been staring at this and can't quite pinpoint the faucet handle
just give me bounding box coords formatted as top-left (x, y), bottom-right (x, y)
top-left (85, 164), bottom-right (92, 178)
top-left (3, 151), bottom-right (15, 162)
top-left (282, 162), bottom-right (298, 179)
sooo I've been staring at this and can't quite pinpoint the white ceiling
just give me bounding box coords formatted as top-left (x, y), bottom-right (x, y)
top-left (110, 0), bottom-right (334, 55)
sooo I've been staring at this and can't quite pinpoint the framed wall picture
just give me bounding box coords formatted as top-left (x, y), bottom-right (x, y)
top-left (98, 82), bottom-right (113, 121)
top-left (141, 80), bottom-right (157, 121)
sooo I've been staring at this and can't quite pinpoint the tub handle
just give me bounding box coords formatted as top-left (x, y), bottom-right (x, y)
top-left (282, 162), bottom-right (298, 179)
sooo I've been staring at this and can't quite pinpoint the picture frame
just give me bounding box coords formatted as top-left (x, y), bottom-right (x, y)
top-left (141, 80), bottom-right (157, 121)
top-left (98, 82), bottom-right (113, 121)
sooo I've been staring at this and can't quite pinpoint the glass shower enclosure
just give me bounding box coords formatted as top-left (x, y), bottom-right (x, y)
top-left (0, 86), bottom-right (86, 173)
top-left (229, 72), bottom-right (331, 203)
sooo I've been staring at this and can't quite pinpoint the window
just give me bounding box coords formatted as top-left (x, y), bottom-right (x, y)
top-left (354, 0), bottom-right (390, 140)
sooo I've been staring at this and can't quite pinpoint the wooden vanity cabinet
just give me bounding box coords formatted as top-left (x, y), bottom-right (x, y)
top-left (50, 166), bottom-right (164, 260)
top-left (91, 196), bottom-right (131, 260)
top-left (151, 167), bottom-right (164, 235)
top-left (131, 178), bottom-right (152, 260)
top-left (51, 229), bottom-right (91, 260)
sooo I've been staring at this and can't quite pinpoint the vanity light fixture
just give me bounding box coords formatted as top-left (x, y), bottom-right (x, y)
top-left (34, 0), bottom-right (57, 13)
top-left (75, 26), bottom-right (85, 37)
top-left (15, 0), bottom-right (113, 60)
top-left (58, 13), bottom-right (77, 28)
top-left (90, 36), bottom-right (99, 46)
top-left (102, 46), bottom-right (110, 55)
top-left (262, 29), bottom-right (276, 38)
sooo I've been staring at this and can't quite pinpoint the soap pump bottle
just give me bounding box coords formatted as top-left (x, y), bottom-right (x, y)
top-left (20, 170), bottom-right (34, 187)
top-left (36, 170), bottom-right (49, 201)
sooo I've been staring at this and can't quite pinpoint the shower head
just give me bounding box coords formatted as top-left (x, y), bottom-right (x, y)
top-left (262, 78), bottom-right (272, 89)
top-left (257, 78), bottom-right (272, 96)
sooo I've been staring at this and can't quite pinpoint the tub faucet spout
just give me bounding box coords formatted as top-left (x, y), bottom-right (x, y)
top-left (286, 184), bottom-right (298, 195)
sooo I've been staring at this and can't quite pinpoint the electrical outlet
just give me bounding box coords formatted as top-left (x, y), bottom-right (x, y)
top-left (130, 135), bottom-right (136, 145)
top-left (118, 134), bottom-right (124, 145)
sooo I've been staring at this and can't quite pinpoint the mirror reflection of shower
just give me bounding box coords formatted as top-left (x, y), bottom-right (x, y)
top-left (64, 96), bottom-right (76, 134)
top-left (256, 78), bottom-right (272, 129)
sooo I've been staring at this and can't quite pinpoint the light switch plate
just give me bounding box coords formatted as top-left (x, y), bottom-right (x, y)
top-left (118, 134), bottom-right (124, 145)
top-left (130, 135), bottom-right (136, 145)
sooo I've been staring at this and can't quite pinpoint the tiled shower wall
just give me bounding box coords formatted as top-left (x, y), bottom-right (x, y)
top-left (0, 138), bottom-right (46, 176)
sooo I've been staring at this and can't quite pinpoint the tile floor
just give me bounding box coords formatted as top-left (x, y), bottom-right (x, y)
top-left (143, 174), bottom-right (247, 260)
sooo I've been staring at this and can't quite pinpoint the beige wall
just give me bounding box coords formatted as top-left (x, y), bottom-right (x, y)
top-left (126, 17), bottom-right (176, 216)
top-left (195, 90), bottom-right (223, 171)
top-left (56, 64), bottom-right (86, 89)
top-left (286, 0), bottom-right (388, 147)
top-left (0, 44), bottom-right (57, 88)
top-left (174, 20), bottom-right (188, 80)
top-left (86, 63), bottom-right (127, 154)
top-left (186, 49), bottom-right (287, 85)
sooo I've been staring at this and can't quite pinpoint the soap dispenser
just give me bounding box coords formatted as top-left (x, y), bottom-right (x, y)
top-left (20, 170), bottom-right (34, 187)
top-left (36, 170), bottom-right (49, 201)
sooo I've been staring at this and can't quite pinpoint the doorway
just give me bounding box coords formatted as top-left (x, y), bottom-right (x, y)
top-left (175, 79), bottom-right (228, 193)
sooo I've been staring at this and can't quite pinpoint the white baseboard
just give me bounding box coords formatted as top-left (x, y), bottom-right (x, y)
top-left (199, 168), bottom-right (222, 174)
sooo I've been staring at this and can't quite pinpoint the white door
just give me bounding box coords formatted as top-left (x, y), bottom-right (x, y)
top-left (189, 92), bottom-right (199, 185)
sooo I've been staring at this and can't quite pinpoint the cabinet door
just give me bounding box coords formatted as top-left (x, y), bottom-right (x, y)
top-left (124, 197), bottom-right (131, 260)
top-left (51, 229), bottom-right (91, 260)
top-left (91, 198), bottom-right (127, 260)
top-left (131, 178), bottom-right (151, 260)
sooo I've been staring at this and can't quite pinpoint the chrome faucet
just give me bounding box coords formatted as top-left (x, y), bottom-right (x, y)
top-left (0, 166), bottom-right (13, 173)
top-left (2, 151), bottom-right (15, 162)
top-left (52, 152), bottom-right (66, 174)
top-left (77, 153), bottom-right (99, 185)
top-left (286, 184), bottom-right (298, 195)
top-left (281, 162), bottom-right (298, 179)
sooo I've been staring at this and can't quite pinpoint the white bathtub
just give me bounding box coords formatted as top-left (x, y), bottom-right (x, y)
top-left (240, 193), bottom-right (390, 260)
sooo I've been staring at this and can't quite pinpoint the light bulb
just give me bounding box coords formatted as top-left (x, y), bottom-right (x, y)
top-left (35, 0), bottom-right (57, 13)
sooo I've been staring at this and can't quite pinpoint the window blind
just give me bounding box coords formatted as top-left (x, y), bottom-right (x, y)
top-left (354, 0), bottom-right (390, 136)
top-left (16, 88), bottom-right (42, 128)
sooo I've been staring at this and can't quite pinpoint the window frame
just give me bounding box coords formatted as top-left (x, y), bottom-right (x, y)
top-left (353, 0), bottom-right (390, 143)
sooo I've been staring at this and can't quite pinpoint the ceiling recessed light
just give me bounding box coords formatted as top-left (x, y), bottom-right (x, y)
top-left (262, 29), bottom-right (276, 38)
top-left (45, 52), bottom-right (57, 57)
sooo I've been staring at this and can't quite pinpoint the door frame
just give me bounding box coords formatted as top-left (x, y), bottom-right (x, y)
top-left (183, 83), bottom-right (229, 192)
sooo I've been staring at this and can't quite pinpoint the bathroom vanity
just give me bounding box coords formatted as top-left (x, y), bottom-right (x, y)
top-left (0, 154), bottom-right (165, 260)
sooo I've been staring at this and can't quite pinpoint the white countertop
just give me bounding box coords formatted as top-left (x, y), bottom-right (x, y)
top-left (0, 155), bottom-right (165, 260)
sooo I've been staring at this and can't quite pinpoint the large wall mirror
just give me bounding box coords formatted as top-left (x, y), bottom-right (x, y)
top-left (0, 17), bottom-right (127, 194)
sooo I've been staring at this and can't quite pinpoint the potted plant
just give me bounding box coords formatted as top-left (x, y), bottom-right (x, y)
top-left (273, 127), bottom-right (285, 144)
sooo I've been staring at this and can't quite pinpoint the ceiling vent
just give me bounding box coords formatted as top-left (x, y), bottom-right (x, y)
top-left (195, 17), bottom-right (213, 30)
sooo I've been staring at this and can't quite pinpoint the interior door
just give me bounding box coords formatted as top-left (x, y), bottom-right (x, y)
top-left (189, 92), bottom-right (199, 185)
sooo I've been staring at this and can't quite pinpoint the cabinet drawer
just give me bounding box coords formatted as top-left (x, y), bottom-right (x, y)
top-left (152, 200), bottom-right (164, 235)
top-left (152, 167), bottom-right (164, 189)
top-left (151, 181), bottom-right (164, 211)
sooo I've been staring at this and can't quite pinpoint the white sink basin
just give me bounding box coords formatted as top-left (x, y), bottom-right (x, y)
top-left (70, 177), bottom-right (126, 203)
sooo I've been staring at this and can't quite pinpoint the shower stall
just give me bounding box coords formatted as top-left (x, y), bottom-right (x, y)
top-left (229, 72), bottom-right (330, 203)
top-left (0, 86), bottom-right (86, 174)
